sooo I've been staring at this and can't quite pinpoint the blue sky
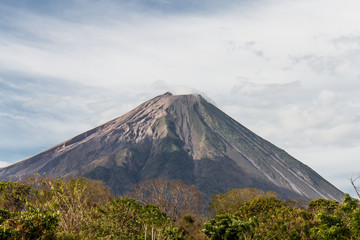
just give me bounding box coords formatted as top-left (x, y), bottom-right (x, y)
top-left (1, 0), bottom-right (360, 197)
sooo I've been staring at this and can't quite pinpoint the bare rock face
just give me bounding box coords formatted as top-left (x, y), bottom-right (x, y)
top-left (0, 92), bottom-right (343, 201)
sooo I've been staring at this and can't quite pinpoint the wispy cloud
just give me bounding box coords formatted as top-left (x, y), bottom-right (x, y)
top-left (0, 72), bottom-right (149, 164)
top-left (1, 0), bottom-right (360, 195)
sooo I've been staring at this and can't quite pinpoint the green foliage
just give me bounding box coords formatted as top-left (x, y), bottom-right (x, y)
top-left (0, 181), bottom-right (59, 240)
top-left (0, 181), bottom-right (31, 211)
top-left (341, 194), bottom-right (359, 213)
top-left (234, 196), bottom-right (314, 239)
top-left (0, 208), bottom-right (58, 240)
top-left (311, 213), bottom-right (349, 240)
top-left (203, 214), bottom-right (257, 240)
top-left (1, 177), bottom-right (359, 240)
top-left (205, 190), bottom-right (360, 240)
top-left (0, 177), bottom-right (186, 239)
top-left (309, 194), bottom-right (360, 240)
top-left (350, 209), bottom-right (360, 237)
top-left (87, 197), bottom-right (184, 239)
top-left (209, 188), bottom-right (278, 216)
top-left (308, 198), bottom-right (340, 214)
top-left (236, 196), bottom-right (284, 219)
top-left (27, 176), bottom-right (112, 238)
top-left (178, 215), bottom-right (208, 240)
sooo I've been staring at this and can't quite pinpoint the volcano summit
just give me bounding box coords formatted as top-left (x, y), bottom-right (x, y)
top-left (0, 92), bottom-right (343, 201)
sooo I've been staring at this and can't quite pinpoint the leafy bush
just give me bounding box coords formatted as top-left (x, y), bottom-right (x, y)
top-left (204, 193), bottom-right (360, 240)
top-left (0, 208), bottom-right (58, 240)
top-left (88, 197), bottom-right (184, 239)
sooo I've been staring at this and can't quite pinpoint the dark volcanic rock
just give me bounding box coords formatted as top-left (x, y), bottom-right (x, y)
top-left (0, 92), bottom-right (343, 201)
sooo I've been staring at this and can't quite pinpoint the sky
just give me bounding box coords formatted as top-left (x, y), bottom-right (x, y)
top-left (0, 0), bottom-right (360, 197)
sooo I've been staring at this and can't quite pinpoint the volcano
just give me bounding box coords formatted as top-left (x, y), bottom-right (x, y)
top-left (0, 92), bottom-right (343, 201)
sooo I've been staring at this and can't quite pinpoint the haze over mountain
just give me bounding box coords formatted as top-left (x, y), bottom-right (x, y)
top-left (0, 93), bottom-right (343, 201)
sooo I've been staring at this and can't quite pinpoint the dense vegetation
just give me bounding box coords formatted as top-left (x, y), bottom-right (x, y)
top-left (0, 176), bottom-right (359, 239)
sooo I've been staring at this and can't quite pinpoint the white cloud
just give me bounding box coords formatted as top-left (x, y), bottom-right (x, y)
top-left (1, 0), bottom-right (360, 195)
top-left (0, 161), bottom-right (10, 168)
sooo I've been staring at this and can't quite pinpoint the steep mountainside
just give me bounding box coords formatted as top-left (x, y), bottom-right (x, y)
top-left (0, 92), bottom-right (343, 201)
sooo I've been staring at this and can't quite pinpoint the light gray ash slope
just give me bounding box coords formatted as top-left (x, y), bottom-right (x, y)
top-left (0, 92), bottom-right (343, 201)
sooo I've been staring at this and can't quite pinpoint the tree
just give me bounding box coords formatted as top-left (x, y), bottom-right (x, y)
top-left (203, 214), bottom-right (257, 240)
top-left (25, 176), bottom-right (112, 238)
top-left (307, 198), bottom-right (340, 215)
top-left (128, 178), bottom-right (203, 222)
top-left (87, 197), bottom-right (184, 239)
top-left (0, 208), bottom-right (58, 240)
top-left (0, 176), bottom-right (194, 239)
top-left (204, 194), bottom-right (360, 240)
top-left (209, 188), bottom-right (278, 216)
top-left (350, 175), bottom-right (360, 198)
top-left (309, 194), bottom-right (359, 240)
top-left (178, 214), bottom-right (208, 240)
top-left (0, 181), bottom-right (31, 212)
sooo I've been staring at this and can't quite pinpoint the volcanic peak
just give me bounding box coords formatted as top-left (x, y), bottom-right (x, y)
top-left (0, 92), bottom-right (343, 202)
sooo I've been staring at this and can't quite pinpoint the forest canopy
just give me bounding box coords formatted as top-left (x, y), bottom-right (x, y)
top-left (0, 176), bottom-right (359, 240)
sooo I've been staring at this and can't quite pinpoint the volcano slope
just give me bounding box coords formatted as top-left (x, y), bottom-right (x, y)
top-left (0, 92), bottom-right (343, 201)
